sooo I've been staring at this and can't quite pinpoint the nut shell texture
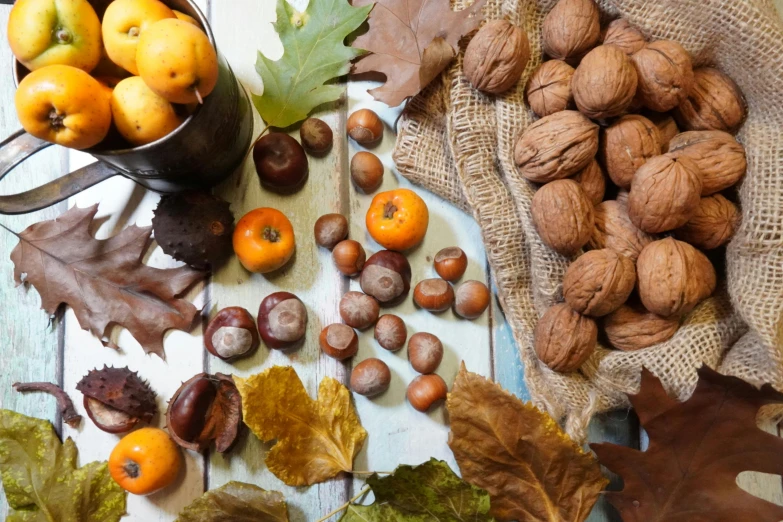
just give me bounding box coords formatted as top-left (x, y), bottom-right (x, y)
top-left (589, 200), bottom-right (655, 262)
top-left (531, 179), bottom-right (595, 257)
top-left (602, 19), bottom-right (645, 55)
top-left (668, 130), bottom-right (747, 195)
top-left (603, 302), bottom-right (680, 351)
top-left (572, 45), bottom-right (638, 119)
top-left (542, 0), bottom-right (600, 62)
top-left (351, 358), bottom-right (391, 397)
top-left (257, 292), bottom-right (307, 349)
top-left (631, 40), bottom-right (694, 112)
top-left (571, 159), bottom-right (606, 206)
top-left (76, 366), bottom-right (157, 421)
top-left (526, 60), bottom-right (575, 117)
top-left (563, 249), bottom-right (636, 317)
top-left (674, 194), bottom-right (740, 250)
top-left (464, 20), bottom-right (530, 94)
top-left (534, 304), bottom-right (597, 372)
top-left (673, 67), bottom-right (746, 134)
top-left (600, 114), bottom-right (662, 189)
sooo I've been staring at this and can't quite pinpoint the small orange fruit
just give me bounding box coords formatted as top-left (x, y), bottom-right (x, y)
top-left (233, 208), bottom-right (296, 273)
top-left (366, 188), bottom-right (429, 251)
top-left (109, 427), bottom-right (181, 496)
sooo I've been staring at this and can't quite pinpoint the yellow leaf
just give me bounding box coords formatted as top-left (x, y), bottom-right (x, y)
top-left (234, 366), bottom-right (367, 486)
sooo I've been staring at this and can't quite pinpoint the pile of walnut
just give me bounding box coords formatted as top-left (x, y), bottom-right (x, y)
top-left (503, 0), bottom-right (747, 373)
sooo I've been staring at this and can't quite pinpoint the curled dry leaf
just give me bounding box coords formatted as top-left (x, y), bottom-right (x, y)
top-left (571, 159), bottom-right (606, 206)
top-left (673, 67), bottom-right (747, 134)
top-left (589, 200), bottom-right (656, 262)
top-left (176, 481), bottom-right (289, 522)
top-left (531, 179), bottom-right (595, 257)
top-left (669, 130), bottom-right (747, 195)
top-left (674, 194), bottom-right (740, 250)
top-left (542, 0), bottom-right (601, 63)
top-left (631, 40), bottom-right (694, 112)
top-left (572, 45), bottom-right (638, 119)
top-left (600, 114), bottom-right (662, 189)
top-left (526, 59), bottom-right (574, 117)
top-left (603, 301), bottom-right (680, 351)
top-left (563, 249), bottom-right (636, 317)
top-left (464, 20), bottom-right (530, 95)
top-left (534, 303), bottom-right (598, 372)
top-left (602, 19), bottom-right (645, 55)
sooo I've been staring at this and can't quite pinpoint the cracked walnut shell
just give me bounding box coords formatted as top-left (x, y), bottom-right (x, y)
top-left (631, 40), bottom-right (694, 112)
top-left (572, 45), bottom-right (638, 119)
top-left (534, 303), bottom-right (597, 373)
top-left (600, 114), bottom-right (662, 189)
top-left (603, 301), bottom-right (680, 351)
top-left (464, 20), bottom-right (530, 95)
top-left (563, 249), bottom-right (636, 317)
top-left (673, 67), bottom-right (747, 134)
top-left (588, 200), bottom-right (655, 262)
top-left (542, 0), bottom-right (600, 63)
top-left (531, 179), bottom-right (595, 257)
top-left (674, 194), bottom-right (740, 250)
top-left (669, 130), bottom-right (747, 195)
top-left (526, 60), bottom-right (574, 117)
top-left (602, 19), bottom-right (646, 55)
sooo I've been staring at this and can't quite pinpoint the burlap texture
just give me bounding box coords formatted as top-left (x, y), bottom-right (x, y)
top-left (394, 0), bottom-right (783, 441)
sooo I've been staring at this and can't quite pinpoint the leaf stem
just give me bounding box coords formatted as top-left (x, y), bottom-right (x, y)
top-left (242, 125), bottom-right (271, 165)
top-left (13, 382), bottom-right (82, 428)
top-left (315, 486), bottom-right (371, 522)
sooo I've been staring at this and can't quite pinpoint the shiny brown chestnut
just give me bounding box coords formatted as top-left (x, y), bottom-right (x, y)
top-left (204, 306), bottom-right (259, 361)
top-left (299, 117), bottom-right (333, 154)
top-left (433, 247), bottom-right (468, 282)
top-left (360, 250), bottom-right (411, 305)
top-left (332, 240), bottom-right (366, 276)
top-left (413, 279), bottom-right (455, 312)
top-left (257, 292), bottom-right (307, 350)
top-left (253, 133), bottom-right (308, 193)
top-left (319, 324), bottom-right (359, 360)
top-left (374, 314), bottom-right (407, 351)
top-left (314, 214), bottom-right (349, 249)
top-left (407, 374), bottom-right (448, 412)
top-left (408, 332), bottom-right (444, 374)
top-left (339, 291), bottom-right (380, 329)
top-left (350, 358), bottom-right (392, 397)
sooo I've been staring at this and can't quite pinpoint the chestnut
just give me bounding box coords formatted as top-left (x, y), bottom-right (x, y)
top-left (408, 332), bottom-right (444, 374)
top-left (374, 314), bottom-right (407, 352)
top-left (314, 213), bottom-right (349, 249)
top-left (339, 291), bottom-right (380, 329)
top-left (257, 292), bottom-right (307, 349)
top-left (434, 247), bottom-right (468, 282)
top-left (299, 117), bottom-right (333, 154)
top-left (319, 324), bottom-right (359, 360)
top-left (350, 358), bottom-right (391, 397)
top-left (350, 151), bottom-right (384, 193)
top-left (454, 280), bottom-right (491, 319)
top-left (253, 133), bottom-right (308, 193)
top-left (413, 279), bottom-right (455, 312)
top-left (204, 306), bottom-right (259, 361)
top-left (332, 240), bottom-right (366, 276)
top-left (347, 108), bottom-right (383, 145)
top-left (360, 250), bottom-right (412, 305)
top-left (407, 374), bottom-right (448, 412)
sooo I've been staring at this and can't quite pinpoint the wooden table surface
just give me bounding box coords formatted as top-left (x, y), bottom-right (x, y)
top-left (1, 1), bottom-right (782, 520)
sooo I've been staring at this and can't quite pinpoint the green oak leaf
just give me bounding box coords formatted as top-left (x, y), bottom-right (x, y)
top-left (176, 481), bottom-right (289, 522)
top-left (340, 458), bottom-right (495, 521)
top-left (252, 0), bottom-right (372, 129)
top-left (0, 409), bottom-right (126, 522)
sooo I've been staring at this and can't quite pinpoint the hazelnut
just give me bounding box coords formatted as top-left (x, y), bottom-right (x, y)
top-left (299, 117), bottom-right (333, 154)
top-left (454, 280), bottom-right (491, 319)
top-left (350, 151), bottom-right (384, 193)
top-left (413, 279), bottom-right (455, 312)
top-left (408, 332), bottom-right (444, 374)
top-left (600, 114), bottom-right (662, 189)
top-left (572, 45), bottom-right (638, 120)
top-left (319, 323), bottom-right (359, 360)
top-left (253, 133), bottom-right (308, 193)
top-left (534, 303), bottom-right (597, 372)
top-left (571, 159), bottom-right (606, 206)
top-left (643, 111), bottom-right (679, 152)
top-left (603, 301), bottom-right (680, 351)
top-left (339, 291), bottom-right (380, 329)
top-left (407, 374), bottom-right (448, 412)
top-left (668, 130), bottom-right (746, 195)
top-left (531, 179), bottom-right (594, 257)
top-left (631, 41), bottom-right (694, 112)
top-left (257, 292), bottom-right (307, 350)
top-left (204, 306), bottom-right (259, 361)
top-left (563, 249), bottom-right (636, 317)
top-left (463, 20), bottom-right (530, 95)
top-left (588, 200), bottom-right (655, 262)
top-left (434, 247), bottom-right (468, 282)
top-left (350, 358), bottom-right (391, 397)
top-left (374, 314), bottom-right (407, 351)
top-left (360, 250), bottom-right (412, 305)
top-left (673, 67), bottom-right (746, 134)
top-left (542, 0), bottom-right (600, 63)
top-left (673, 194), bottom-right (740, 250)
top-left (347, 108), bottom-right (383, 144)
top-left (526, 60), bottom-right (575, 117)
top-left (332, 239), bottom-right (366, 276)
top-left (602, 19), bottom-right (645, 55)
top-left (314, 213), bottom-right (349, 249)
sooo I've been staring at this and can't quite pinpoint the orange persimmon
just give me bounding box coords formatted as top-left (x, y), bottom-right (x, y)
top-left (366, 188), bottom-right (429, 251)
top-left (233, 207), bottom-right (296, 273)
top-left (109, 427), bottom-right (181, 496)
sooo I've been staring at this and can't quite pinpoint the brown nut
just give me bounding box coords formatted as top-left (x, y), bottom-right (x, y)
top-left (407, 374), bottom-right (448, 412)
top-left (673, 194), bottom-right (740, 250)
top-left (464, 20), bottom-right (530, 95)
top-left (413, 279), bottom-right (455, 312)
top-left (668, 130), bottom-right (747, 195)
top-left (76, 366), bottom-right (157, 434)
top-left (332, 239), bottom-right (366, 276)
top-left (673, 67), bottom-right (746, 134)
top-left (600, 114), bottom-right (662, 189)
top-left (514, 110), bottom-right (599, 183)
top-left (351, 358), bottom-right (392, 397)
top-left (166, 373), bottom-right (243, 453)
top-left (526, 60), bottom-right (575, 117)
top-left (314, 214), bottom-right (349, 249)
top-left (643, 111), bottom-right (680, 152)
top-left (299, 117), bottom-right (333, 154)
top-left (571, 159), bottom-right (605, 206)
top-left (454, 280), bottom-right (491, 319)
top-left (319, 323), bottom-right (359, 360)
top-left (360, 250), bottom-right (412, 305)
top-left (374, 314), bottom-right (407, 351)
top-left (572, 45), bottom-right (638, 120)
top-left (347, 108), bottom-right (383, 144)
top-left (636, 237), bottom-right (717, 317)
top-left (257, 292), bottom-right (307, 350)
top-left (588, 200), bottom-right (655, 262)
top-left (631, 41), bottom-right (694, 112)
top-left (603, 301), bottom-right (680, 351)
top-left (534, 303), bottom-right (597, 372)
top-left (434, 246), bottom-right (468, 282)
top-left (408, 332), bottom-right (444, 374)
top-left (339, 291), bottom-right (380, 329)
top-left (602, 19), bottom-right (645, 55)
top-left (542, 0), bottom-right (600, 63)
top-left (350, 151), bottom-right (384, 193)
top-left (563, 249), bottom-right (636, 317)
top-left (531, 179), bottom-right (595, 257)
top-left (628, 153), bottom-right (702, 233)
top-left (204, 306), bottom-right (259, 361)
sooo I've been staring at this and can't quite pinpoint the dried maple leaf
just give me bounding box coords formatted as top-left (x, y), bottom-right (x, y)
top-left (351, 0), bottom-right (486, 107)
top-left (592, 367), bottom-right (783, 522)
top-left (176, 481), bottom-right (289, 522)
top-left (7, 205), bottom-right (205, 358)
top-left (234, 366), bottom-right (367, 486)
top-left (447, 363), bottom-right (608, 521)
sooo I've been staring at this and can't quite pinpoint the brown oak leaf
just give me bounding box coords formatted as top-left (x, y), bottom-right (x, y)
top-left (592, 366), bottom-right (783, 522)
top-left (8, 205), bottom-right (205, 358)
top-left (351, 0), bottom-right (486, 107)
top-left (447, 363), bottom-right (608, 521)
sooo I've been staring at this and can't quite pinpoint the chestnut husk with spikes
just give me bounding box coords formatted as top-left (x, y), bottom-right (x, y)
top-left (76, 366), bottom-right (157, 433)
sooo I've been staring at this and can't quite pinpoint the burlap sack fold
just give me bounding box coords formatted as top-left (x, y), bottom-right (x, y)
top-left (394, 0), bottom-right (783, 441)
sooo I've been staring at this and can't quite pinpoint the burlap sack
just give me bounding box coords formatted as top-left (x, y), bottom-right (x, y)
top-left (394, 0), bottom-right (783, 441)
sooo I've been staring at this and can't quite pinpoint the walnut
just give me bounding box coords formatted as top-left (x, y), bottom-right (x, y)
top-left (636, 237), bottom-right (717, 317)
top-left (600, 114), bottom-right (662, 189)
top-left (572, 45), bottom-right (638, 119)
top-left (526, 60), bottom-right (574, 117)
top-left (643, 111), bottom-right (679, 152)
top-left (571, 159), bottom-right (605, 205)
top-left (563, 249), bottom-right (636, 317)
top-left (542, 0), bottom-right (600, 63)
top-left (514, 110), bottom-right (599, 182)
top-left (631, 41), bottom-right (694, 112)
top-left (603, 301), bottom-right (680, 351)
top-left (531, 179), bottom-right (595, 257)
top-left (602, 19), bottom-right (646, 55)
top-left (674, 194), bottom-right (740, 249)
top-left (534, 303), bottom-right (597, 372)
top-left (668, 130), bottom-right (747, 195)
top-left (589, 200), bottom-right (655, 261)
top-left (673, 67), bottom-right (747, 134)
top-left (464, 20), bottom-right (530, 95)
top-left (628, 153), bottom-right (702, 233)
